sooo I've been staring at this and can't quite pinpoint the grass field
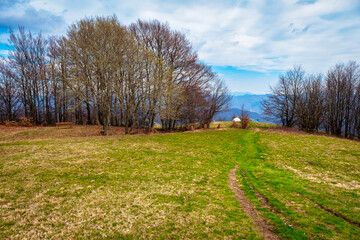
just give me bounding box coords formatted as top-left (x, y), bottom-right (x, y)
top-left (1, 124), bottom-right (359, 239)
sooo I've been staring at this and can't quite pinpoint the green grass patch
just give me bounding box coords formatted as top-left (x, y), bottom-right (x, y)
top-left (0, 127), bottom-right (359, 239)
top-left (236, 131), bottom-right (360, 239)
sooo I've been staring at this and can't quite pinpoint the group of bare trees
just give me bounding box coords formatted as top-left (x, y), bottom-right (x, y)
top-left (0, 16), bottom-right (230, 134)
top-left (262, 62), bottom-right (360, 138)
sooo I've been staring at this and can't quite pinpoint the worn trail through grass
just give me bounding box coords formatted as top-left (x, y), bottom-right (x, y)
top-left (234, 131), bottom-right (360, 239)
top-left (228, 164), bottom-right (280, 239)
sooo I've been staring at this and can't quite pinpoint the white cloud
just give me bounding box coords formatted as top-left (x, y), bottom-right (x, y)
top-left (0, 0), bottom-right (359, 74)
top-left (0, 0), bottom-right (66, 39)
top-left (0, 33), bottom-right (10, 43)
top-left (0, 49), bottom-right (9, 56)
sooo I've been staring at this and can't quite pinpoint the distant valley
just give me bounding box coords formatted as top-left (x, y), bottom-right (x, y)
top-left (214, 92), bottom-right (274, 123)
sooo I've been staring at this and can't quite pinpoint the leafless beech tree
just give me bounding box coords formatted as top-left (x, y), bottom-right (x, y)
top-left (0, 59), bottom-right (20, 121)
top-left (179, 64), bottom-right (214, 126)
top-left (130, 19), bottom-right (199, 130)
top-left (262, 65), bottom-right (304, 127)
top-left (324, 62), bottom-right (359, 137)
top-left (343, 61), bottom-right (359, 138)
top-left (202, 78), bottom-right (232, 127)
top-left (129, 20), bottom-right (169, 129)
top-left (62, 16), bottom-right (130, 135)
top-left (355, 82), bottom-right (360, 137)
top-left (324, 63), bottom-right (347, 136)
top-left (47, 36), bottom-right (61, 123)
top-left (296, 74), bottom-right (323, 132)
top-left (9, 27), bottom-right (49, 124)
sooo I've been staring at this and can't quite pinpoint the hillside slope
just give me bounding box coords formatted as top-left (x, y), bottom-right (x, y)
top-left (1, 127), bottom-right (359, 239)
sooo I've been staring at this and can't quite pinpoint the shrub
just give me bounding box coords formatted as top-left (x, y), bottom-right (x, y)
top-left (241, 115), bottom-right (250, 129)
top-left (230, 121), bottom-right (239, 128)
top-left (4, 121), bottom-right (12, 127)
top-left (19, 117), bottom-right (33, 127)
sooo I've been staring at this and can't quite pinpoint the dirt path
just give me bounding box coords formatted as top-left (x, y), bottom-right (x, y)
top-left (228, 165), bottom-right (280, 240)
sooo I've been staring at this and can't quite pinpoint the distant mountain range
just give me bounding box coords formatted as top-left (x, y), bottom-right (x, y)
top-left (214, 108), bottom-right (271, 123)
top-left (229, 91), bottom-right (254, 96)
top-left (229, 93), bottom-right (271, 113)
top-left (214, 93), bottom-right (274, 123)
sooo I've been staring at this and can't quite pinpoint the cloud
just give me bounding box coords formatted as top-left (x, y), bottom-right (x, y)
top-left (0, 49), bottom-right (9, 57)
top-left (0, 0), bottom-right (359, 76)
top-left (296, 0), bottom-right (318, 5)
top-left (0, 0), bottom-right (66, 34)
top-left (170, 0), bottom-right (360, 73)
top-left (0, 33), bottom-right (10, 43)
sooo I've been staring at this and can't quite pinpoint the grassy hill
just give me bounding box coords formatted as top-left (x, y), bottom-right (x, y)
top-left (1, 124), bottom-right (359, 239)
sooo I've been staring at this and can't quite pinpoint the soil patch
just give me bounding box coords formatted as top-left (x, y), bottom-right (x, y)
top-left (228, 165), bottom-right (280, 240)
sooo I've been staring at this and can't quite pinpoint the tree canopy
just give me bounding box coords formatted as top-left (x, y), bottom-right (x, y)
top-left (0, 16), bottom-right (231, 134)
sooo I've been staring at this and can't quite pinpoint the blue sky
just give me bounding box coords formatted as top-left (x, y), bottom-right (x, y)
top-left (0, 0), bottom-right (359, 94)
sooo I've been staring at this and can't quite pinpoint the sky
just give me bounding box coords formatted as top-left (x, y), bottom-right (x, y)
top-left (0, 0), bottom-right (359, 94)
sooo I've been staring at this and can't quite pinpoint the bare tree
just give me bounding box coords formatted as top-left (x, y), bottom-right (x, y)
top-left (355, 81), bottom-right (360, 138)
top-left (179, 83), bottom-right (209, 126)
top-left (324, 63), bottom-right (348, 136)
top-left (343, 61), bottom-right (359, 137)
top-left (296, 74), bottom-right (324, 132)
top-left (3, 16), bottom-right (233, 134)
top-left (9, 26), bottom-right (48, 124)
top-left (0, 59), bottom-right (20, 121)
top-left (62, 16), bottom-right (130, 135)
top-left (202, 78), bottom-right (232, 128)
top-left (130, 19), bottom-right (198, 130)
top-left (262, 65), bottom-right (304, 127)
top-left (264, 61), bottom-right (360, 138)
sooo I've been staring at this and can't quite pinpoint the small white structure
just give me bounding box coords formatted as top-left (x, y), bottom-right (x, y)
top-left (232, 117), bottom-right (241, 122)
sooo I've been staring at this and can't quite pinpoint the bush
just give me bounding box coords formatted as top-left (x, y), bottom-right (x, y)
top-left (230, 121), bottom-right (239, 128)
top-left (4, 121), bottom-right (13, 127)
top-left (2, 117), bottom-right (33, 127)
top-left (241, 115), bottom-right (250, 129)
top-left (18, 117), bottom-right (33, 127)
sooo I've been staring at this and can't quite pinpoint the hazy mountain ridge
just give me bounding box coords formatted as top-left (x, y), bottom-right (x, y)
top-left (229, 91), bottom-right (254, 96)
top-left (229, 93), bottom-right (271, 113)
top-left (214, 93), bottom-right (274, 123)
top-left (214, 108), bottom-right (272, 123)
